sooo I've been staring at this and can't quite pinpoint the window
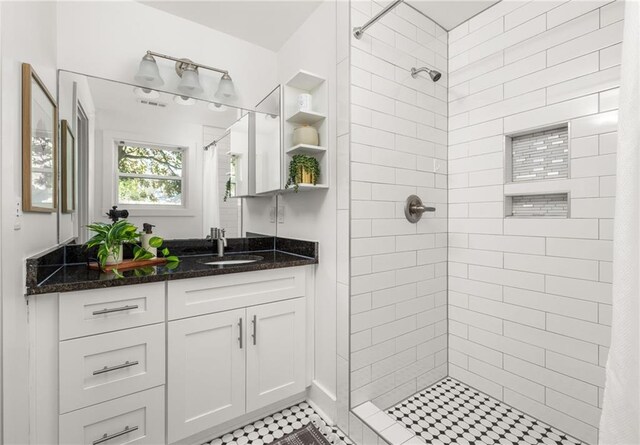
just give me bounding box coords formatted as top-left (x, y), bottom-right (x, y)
top-left (116, 142), bottom-right (184, 206)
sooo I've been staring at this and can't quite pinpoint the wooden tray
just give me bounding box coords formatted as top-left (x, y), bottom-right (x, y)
top-left (88, 257), bottom-right (167, 272)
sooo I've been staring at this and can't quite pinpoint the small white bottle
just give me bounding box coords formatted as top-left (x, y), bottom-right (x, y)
top-left (141, 223), bottom-right (157, 258)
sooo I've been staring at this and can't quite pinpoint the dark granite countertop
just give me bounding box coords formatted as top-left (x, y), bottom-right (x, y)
top-left (26, 237), bottom-right (318, 296)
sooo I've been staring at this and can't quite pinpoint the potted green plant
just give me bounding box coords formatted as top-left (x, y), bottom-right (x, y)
top-left (224, 177), bottom-right (233, 202)
top-left (86, 220), bottom-right (139, 266)
top-left (285, 154), bottom-right (320, 192)
top-left (86, 220), bottom-right (179, 276)
top-left (224, 155), bottom-right (237, 201)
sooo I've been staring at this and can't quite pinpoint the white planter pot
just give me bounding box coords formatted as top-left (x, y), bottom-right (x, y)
top-left (105, 245), bottom-right (124, 265)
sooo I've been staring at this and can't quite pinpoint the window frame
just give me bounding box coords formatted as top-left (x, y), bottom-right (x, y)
top-left (114, 139), bottom-right (187, 209)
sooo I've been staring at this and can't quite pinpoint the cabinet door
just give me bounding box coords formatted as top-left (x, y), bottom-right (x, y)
top-left (246, 298), bottom-right (306, 412)
top-left (167, 309), bottom-right (246, 443)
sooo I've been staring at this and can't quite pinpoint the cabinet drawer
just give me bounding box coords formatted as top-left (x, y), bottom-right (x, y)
top-left (59, 386), bottom-right (165, 445)
top-left (59, 324), bottom-right (165, 413)
top-left (59, 282), bottom-right (165, 340)
top-left (167, 267), bottom-right (306, 320)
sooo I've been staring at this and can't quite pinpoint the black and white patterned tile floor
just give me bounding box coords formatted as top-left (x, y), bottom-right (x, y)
top-left (205, 401), bottom-right (352, 445)
top-left (387, 377), bottom-right (584, 445)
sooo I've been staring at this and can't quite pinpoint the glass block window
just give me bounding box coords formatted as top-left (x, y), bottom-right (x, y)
top-left (509, 193), bottom-right (568, 218)
top-left (511, 126), bottom-right (568, 182)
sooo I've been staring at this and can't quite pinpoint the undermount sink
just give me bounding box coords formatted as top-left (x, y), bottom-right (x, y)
top-left (202, 255), bottom-right (264, 266)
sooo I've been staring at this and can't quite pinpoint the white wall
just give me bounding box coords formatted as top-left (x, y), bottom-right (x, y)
top-left (275, 0), bottom-right (340, 420)
top-left (55, 1), bottom-right (277, 108)
top-left (348, 0), bottom-right (449, 410)
top-left (0, 3), bottom-right (4, 439)
top-left (446, 1), bottom-right (623, 443)
top-left (1, 2), bottom-right (58, 443)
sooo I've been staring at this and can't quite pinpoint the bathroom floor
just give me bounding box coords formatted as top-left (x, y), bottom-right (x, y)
top-left (387, 378), bottom-right (584, 445)
top-left (204, 401), bottom-right (352, 445)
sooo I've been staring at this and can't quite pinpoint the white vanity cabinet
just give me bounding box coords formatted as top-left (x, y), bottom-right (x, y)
top-left (166, 268), bottom-right (308, 443)
top-left (31, 267), bottom-right (312, 445)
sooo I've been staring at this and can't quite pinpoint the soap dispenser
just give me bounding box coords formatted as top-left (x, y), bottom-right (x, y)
top-left (141, 223), bottom-right (157, 257)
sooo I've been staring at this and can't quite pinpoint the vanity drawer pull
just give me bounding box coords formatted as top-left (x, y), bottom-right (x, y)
top-left (238, 318), bottom-right (243, 349)
top-left (92, 304), bottom-right (139, 316)
top-left (93, 360), bottom-right (139, 376)
top-left (93, 425), bottom-right (139, 445)
top-left (251, 315), bottom-right (257, 345)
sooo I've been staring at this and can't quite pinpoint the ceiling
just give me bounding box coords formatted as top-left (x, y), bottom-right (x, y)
top-left (408, 0), bottom-right (501, 30)
top-left (140, 1), bottom-right (323, 52)
top-left (141, 0), bottom-right (501, 47)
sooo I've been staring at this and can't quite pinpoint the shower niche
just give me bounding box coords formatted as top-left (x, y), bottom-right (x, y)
top-left (505, 124), bottom-right (571, 218)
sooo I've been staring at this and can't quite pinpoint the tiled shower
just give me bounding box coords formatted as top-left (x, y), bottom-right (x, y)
top-left (348, 1), bottom-right (622, 444)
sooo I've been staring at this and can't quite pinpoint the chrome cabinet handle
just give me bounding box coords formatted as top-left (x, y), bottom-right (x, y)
top-left (92, 305), bottom-right (139, 316)
top-left (238, 318), bottom-right (243, 349)
top-left (251, 315), bottom-right (257, 345)
top-left (93, 360), bottom-right (139, 375)
top-left (93, 425), bottom-right (138, 445)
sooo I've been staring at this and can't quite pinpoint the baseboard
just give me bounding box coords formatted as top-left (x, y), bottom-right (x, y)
top-left (307, 380), bottom-right (337, 424)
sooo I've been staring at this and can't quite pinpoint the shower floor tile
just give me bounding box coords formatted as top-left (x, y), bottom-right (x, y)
top-left (204, 401), bottom-right (352, 445)
top-left (387, 377), bottom-right (584, 445)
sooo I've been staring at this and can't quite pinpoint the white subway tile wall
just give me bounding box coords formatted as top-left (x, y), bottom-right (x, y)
top-left (448, 1), bottom-right (620, 443)
top-left (349, 0), bottom-right (448, 411)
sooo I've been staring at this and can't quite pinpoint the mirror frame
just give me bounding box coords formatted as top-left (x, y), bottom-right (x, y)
top-left (22, 63), bottom-right (58, 213)
top-left (60, 119), bottom-right (75, 213)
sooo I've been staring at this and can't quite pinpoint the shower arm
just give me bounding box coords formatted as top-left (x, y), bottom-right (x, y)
top-left (411, 67), bottom-right (431, 78)
top-left (353, 0), bottom-right (404, 39)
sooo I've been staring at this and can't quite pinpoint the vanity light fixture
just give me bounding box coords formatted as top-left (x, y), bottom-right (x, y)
top-left (135, 50), bottom-right (235, 100)
top-left (208, 102), bottom-right (228, 112)
top-left (173, 95), bottom-right (196, 106)
top-left (134, 53), bottom-right (164, 87)
top-left (215, 73), bottom-right (236, 100)
top-left (177, 64), bottom-right (203, 95)
top-left (133, 87), bottom-right (160, 100)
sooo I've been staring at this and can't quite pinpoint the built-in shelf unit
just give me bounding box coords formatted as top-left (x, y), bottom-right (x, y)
top-left (282, 70), bottom-right (329, 191)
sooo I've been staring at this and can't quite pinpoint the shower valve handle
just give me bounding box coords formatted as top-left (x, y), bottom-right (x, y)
top-left (411, 204), bottom-right (436, 214)
top-left (405, 195), bottom-right (435, 223)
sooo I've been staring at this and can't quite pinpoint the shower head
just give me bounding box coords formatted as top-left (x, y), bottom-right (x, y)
top-left (411, 67), bottom-right (442, 82)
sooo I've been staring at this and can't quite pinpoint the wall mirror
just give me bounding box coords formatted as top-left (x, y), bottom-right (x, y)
top-left (22, 63), bottom-right (58, 212)
top-left (57, 70), bottom-right (280, 243)
top-left (255, 86), bottom-right (282, 194)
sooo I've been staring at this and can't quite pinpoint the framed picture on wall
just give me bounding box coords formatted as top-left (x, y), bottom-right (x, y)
top-left (22, 63), bottom-right (58, 212)
top-left (60, 119), bottom-right (75, 213)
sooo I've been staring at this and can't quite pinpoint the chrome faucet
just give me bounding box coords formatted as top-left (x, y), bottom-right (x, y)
top-left (210, 227), bottom-right (227, 257)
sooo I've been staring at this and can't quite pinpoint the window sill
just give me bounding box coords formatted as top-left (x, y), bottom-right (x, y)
top-left (123, 207), bottom-right (196, 218)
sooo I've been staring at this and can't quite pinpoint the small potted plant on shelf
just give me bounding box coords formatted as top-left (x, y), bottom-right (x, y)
top-left (86, 220), bottom-right (179, 277)
top-left (224, 177), bottom-right (233, 202)
top-left (285, 154), bottom-right (320, 192)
